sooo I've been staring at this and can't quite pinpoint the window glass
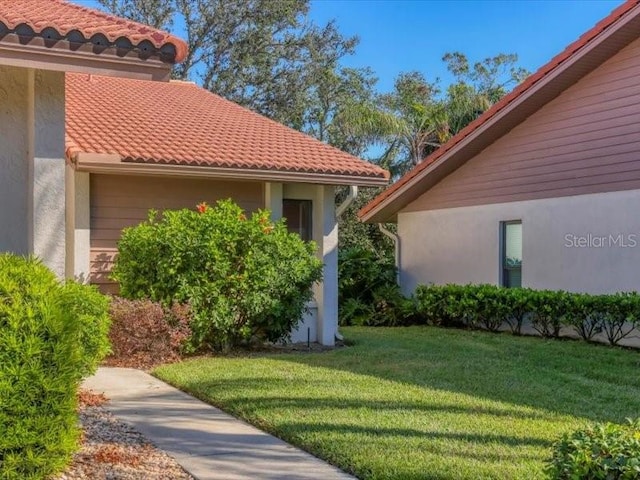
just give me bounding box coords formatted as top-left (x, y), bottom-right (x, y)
top-left (283, 199), bottom-right (312, 242)
top-left (502, 221), bottom-right (522, 288)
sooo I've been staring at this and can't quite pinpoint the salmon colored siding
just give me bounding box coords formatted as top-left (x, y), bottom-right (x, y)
top-left (403, 36), bottom-right (640, 213)
top-left (89, 174), bottom-right (264, 293)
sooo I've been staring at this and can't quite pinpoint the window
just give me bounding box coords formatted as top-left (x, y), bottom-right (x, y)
top-left (283, 199), bottom-right (312, 241)
top-left (501, 220), bottom-right (522, 288)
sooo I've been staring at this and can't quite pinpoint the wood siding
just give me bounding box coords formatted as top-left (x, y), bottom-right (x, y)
top-left (404, 36), bottom-right (640, 212)
top-left (90, 174), bottom-right (264, 293)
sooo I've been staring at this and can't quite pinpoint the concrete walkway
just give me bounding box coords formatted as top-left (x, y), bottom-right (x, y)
top-left (84, 368), bottom-right (355, 480)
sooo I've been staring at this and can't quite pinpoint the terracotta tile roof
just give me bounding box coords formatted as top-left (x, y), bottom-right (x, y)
top-left (65, 73), bottom-right (389, 183)
top-left (359, 0), bottom-right (640, 221)
top-left (0, 0), bottom-right (187, 63)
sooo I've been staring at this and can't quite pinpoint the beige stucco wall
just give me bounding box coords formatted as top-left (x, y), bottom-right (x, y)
top-left (283, 183), bottom-right (338, 346)
top-left (398, 188), bottom-right (640, 295)
top-left (33, 70), bottom-right (66, 277)
top-left (0, 67), bottom-right (65, 276)
top-left (0, 66), bottom-right (30, 255)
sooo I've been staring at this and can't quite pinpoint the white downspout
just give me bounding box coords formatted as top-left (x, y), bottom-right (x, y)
top-left (336, 185), bottom-right (358, 218)
top-left (379, 223), bottom-right (400, 284)
top-left (335, 185), bottom-right (358, 341)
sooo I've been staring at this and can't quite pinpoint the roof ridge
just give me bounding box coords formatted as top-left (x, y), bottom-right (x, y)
top-left (0, 0), bottom-right (188, 63)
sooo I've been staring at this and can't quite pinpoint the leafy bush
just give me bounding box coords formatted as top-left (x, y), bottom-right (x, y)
top-left (338, 247), bottom-right (397, 325)
top-left (337, 247), bottom-right (423, 327)
top-left (503, 287), bottom-right (532, 335)
top-left (0, 254), bottom-right (110, 479)
top-left (563, 293), bottom-right (603, 342)
top-left (529, 289), bottom-right (568, 338)
top-left (59, 281), bottom-right (111, 377)
top-left (107, 298), bottom-right (191, 368)
top-left (414, 284), bottom-right (488, 328)
top-left (112, 200), bottom-right (323, 351)
top-left (462, 284), bottom-right (510, 332)
top-left (547, 419), bottom-right (640, 479)
top-left (600, 293), bottom-right (640, 346)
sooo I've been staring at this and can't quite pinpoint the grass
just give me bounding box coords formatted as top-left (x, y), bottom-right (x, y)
top-left (154, 327), bottom-right (640, 479)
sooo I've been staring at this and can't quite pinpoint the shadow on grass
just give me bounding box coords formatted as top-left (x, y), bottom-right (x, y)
top-left (277, 327), bottom-right (640, 424)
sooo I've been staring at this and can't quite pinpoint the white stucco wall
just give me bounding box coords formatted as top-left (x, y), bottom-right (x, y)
top-left (33, 70), bottom-right (66, 277)
top-left (0, 67), bottom-right (66, 276)
top-left (283, 183), bottom-right (338, 346)
top-left (398, 189), bottom-right (640, 295)
top-left (0, 66), bottom-right (29, 255)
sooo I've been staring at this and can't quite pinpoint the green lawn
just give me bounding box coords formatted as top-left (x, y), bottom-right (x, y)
top-left (154, 327), bottom-right (640, 480)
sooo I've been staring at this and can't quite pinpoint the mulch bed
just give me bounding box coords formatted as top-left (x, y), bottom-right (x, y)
top-left (54, 390), bottom-right (194, 480)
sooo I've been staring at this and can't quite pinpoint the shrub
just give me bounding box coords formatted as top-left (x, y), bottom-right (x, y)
top-left (529, 289), bottom-right (568, 338)
top-left (600, 292), bottom-right (640, 346)
top-left (414, 284), bottom-right (468, 328)
top-left (338, 247), bottom-right (398, 326)
top-left (502, 287), bottom-right (532, 335)
top-left (59, 281), bottom-right (111, 377)
top-left (0, 254), bottom-right (110, 479)
top-left (563, 293), bottom-right (604, 342)
top-left (547, 419), bottom-right (640, 479)
top-left (112, 200), bottom-right (323, 351)
top-left (463, 284), bottom-right (510, 332)
top-left (107, 298), bottom-right (191, 368)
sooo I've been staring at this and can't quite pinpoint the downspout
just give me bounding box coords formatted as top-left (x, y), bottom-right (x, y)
top-left (335, 185), bottom-right (358, 341)
top-left (379, 223), bottom-right (400, 284)
top-left (336, 185), bottom-right (358, 218)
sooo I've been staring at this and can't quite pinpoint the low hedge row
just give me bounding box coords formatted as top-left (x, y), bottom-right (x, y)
top-left (413, 284), bottom-right (640, 345)
top-left (0, 255), bottom-right (111, 479)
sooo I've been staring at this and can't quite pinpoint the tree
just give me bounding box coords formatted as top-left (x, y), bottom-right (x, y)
top-left (442, 52), bottom-right (529, 136)
top-left (99, 0), bottom-right (362, 128)
top-left (337, 52), bottom-right (529, 177)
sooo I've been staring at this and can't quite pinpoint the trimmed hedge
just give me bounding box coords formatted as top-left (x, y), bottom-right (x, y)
top-left (412, 284), bottom-right (640, 346)
top-left (0, 255), bottom-right (110, 479)
top-left (547, 419), bottom-right (640, 479)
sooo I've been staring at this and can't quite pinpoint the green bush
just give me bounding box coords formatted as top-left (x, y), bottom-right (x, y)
top-left (414, 284), bottom-right (494, 328)
top-left (112, 200), bottom-right (323, 351)
top-left (547, 419), bottom-right (640, 479)
top-left (563, 293), bottom-right (604, 342)
top-left (502, 287), bottom-right (533, 335)
top-left (529, 289), bottom-right (568, 338)
top-left (338, 247), bottom-right (399, 326)
top-left (0, 254), bottom-right (110, 479)
top-left (59, 281), bottom-right (111, 377)
top-left (600, 292), bottom-right (640, 346)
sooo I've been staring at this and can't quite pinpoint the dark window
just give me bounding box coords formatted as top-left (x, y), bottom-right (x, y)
top-left (283, 199), bottom-right (312, 241)
top-left (501, 220), bottom-right (522, 288)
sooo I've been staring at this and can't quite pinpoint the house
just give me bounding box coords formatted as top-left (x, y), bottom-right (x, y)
top-left (360, 0), bottom-right (640, 295)
top-left (1, 0), bottom-right (389, 346)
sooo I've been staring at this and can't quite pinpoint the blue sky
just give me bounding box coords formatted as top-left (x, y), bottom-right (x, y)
top-left (307, 0), bottom-right (621, 92)
top-left (83, 0), bottom-right (622, 93)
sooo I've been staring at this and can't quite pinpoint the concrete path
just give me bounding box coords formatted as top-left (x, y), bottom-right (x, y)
top-left (84, 368), bottom-right (355, 480)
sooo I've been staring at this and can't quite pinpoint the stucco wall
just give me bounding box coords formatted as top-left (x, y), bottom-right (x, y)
top-left (0, 67), bottom-right (65, 276)
top-left (0, 66), bottom-right (29, 255)
top-left (33, 70), bottom-right (66, 277)
top-left (283, 183), bottom-right (338, 346)
top-left (398, 188), bottom-right (640, 295)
